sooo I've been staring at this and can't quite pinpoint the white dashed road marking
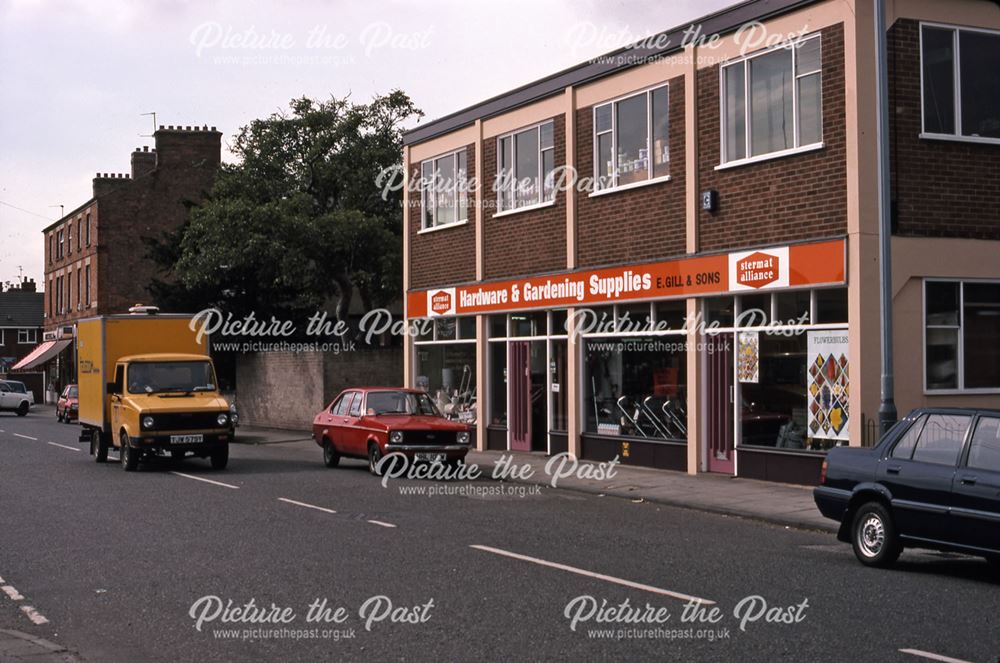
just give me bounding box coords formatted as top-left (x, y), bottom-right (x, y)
top-left (367, 520), bottom-right (397, 528)
top-left (47, 442), bottom-right (80, 452)
top-left (899, 649), bottom-right (973, 663)
top-left (170, 472), bottom-right (239, 490)
top-left (278, 498), bottom-right (337, 514)
top-left (2, 585), bottom-right (25, 601)
top-left (469, 544), bottom-right (715, 605)
top-left (13, 433), bottom-right (37, 441)
top-left (20, 605), bottom-right (50, 625)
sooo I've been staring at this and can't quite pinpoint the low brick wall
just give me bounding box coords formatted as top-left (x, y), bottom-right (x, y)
top-left (235, 348), bottom-right (403, 430)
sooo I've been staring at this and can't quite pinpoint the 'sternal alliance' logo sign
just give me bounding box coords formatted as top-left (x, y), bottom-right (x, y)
top-left (728, 247), bottom-right (790, 291)
top-left (428, 288), bottom-right (456, 316)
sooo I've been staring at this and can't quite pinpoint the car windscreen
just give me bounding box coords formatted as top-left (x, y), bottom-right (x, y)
top-left (68, 386), bottom-right (78, 398)
top-left (4, 381), bottom-right (26, 393)
top-left (127, 361), bottom-right (216, 394)
top-left (366, 391), bottom-right (440, 417)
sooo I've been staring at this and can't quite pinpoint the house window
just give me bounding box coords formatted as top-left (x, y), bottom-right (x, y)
top-left (77, 219), bottom-right (82, 251)
top-left (76, 270), bottom-right (81, 310)
top-left (420, 150), bottom-right (467, 230)
top-left (48, 279), bottom-right (54, 316)
top-left (57, 229), bottom-right (64, 259)
top-left (48, 234), bottom-right (53, 263)
top-left (925, 280), bottom-right (1000, 391)
top-left (17, 329), bottom-right (37, 344)
top-left (68, 223), bottom-right (73, 254)
top-left (497, 120), bottom-right (556, 210)
top-left (921, 24), bottom-right (1000, 141)
top-left (85, 264), bottom-right (91, 305)
top-left (86, 212), bottom-right (92, 245)
top-left (721, 34), bottom-right (823, 163)
top-left (593, 86), bottom-right (669, 191)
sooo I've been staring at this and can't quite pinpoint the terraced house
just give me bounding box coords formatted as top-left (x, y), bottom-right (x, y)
top-left (402, 0), bottom-right (1000, 485)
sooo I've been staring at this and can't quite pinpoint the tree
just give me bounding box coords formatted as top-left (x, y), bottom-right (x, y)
top-left (148, 90), bottom-right (421, 325)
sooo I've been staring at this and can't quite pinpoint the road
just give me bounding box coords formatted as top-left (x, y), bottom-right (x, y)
top-left (0, 409), bottom-right (998, 662)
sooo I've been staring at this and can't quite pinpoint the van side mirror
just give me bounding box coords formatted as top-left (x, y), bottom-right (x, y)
top-left (107, 382), bottom-right (119, 395)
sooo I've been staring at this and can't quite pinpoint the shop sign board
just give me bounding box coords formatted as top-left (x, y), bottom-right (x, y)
top-left (410, 239), bottom-right (845, 318)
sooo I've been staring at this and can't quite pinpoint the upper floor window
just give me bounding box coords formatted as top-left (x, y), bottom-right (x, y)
top-left (593, 86), bottom-right (669, 191)
top-left (925, 279), bottom-right (1000, 391)
top-left (17, 329), bottom-right (36, 344)
top-left (85, 212), bottom-right (92, 245)
top-left (57, 229), bottom-right (64, 259)
top-left (721, 34), bottom-right (822, 164)
top-left (498, 120), bottom-right (556, 211)
top-left (68, 222), bottom-right (73, 254)
top-left (77, 218), bottom-right (82, 251)
top-left (921, 24), bottom-right (1000, 142)
top-left (48, 234), bottom-right (53, 263)
top-left (420, 150), bottom-right (467, 230)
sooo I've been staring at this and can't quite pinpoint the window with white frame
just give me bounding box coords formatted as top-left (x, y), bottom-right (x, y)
top-left (497, 121), bottom-right (556, 211)
top-left (593, 86), bottom-right (669, 191)
top-left (925, 280), bottom-right (1000, 391)
top-left (420, 150), bottom-right (467, 230)
top-left (17, 329), bottom-right (36, 344)
top-left (722, 34), bottom-right (822, 163)
top-left (921, 24), bottom-right (1000, 141)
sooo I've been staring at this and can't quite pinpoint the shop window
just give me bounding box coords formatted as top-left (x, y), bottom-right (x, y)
top-left (722, 33), bottom-right (822, 163)
top-left (511, 311), bottom-right (547, 337)
top-left (738, 293), bottom-right (771, 327)
top-left (815, 288), bottom-right (847, 323)
top-left (617, 303), bottom-right (653, 332)
top-left (489, 314), bottom-right (507, 339)
top-left (654, 300), bottom-right (687, 331)
top-left (497, 121), bottom-right (555, 212)
top-left (550, 310), bottom-right (568, 336)
top-left (584, 336), bottom-right (687, 441)
top-left (921, 24), bottom-right (1000, 140)
top-left (705, 297), bottom-right (734, 328)
top-left (434, 317), bottom-right (456, 341)
top-left (551, 340), bottom-right (568, 431)
top-left (775, 290), bottom-right (811, 325)
top-left (415, 343), bottom-right (477, 423)
top-left (593, 85), bottom-right (669, 191)
top-left (420, 149), bottom-right (467, 230)
top-left (489, 342), bottom-right (507, 427)
top-left (413, 319), bottom-right (433, 342)
top-left (925, 280), bottom-right (1000, 391)
top-left (458, 316), bottom-right (476, 340)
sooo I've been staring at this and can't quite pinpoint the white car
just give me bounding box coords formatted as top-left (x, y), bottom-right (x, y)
top-left (0, 381), bottom-right (32, 416)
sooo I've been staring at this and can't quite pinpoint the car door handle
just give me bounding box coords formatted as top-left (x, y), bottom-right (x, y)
top-left (886, 465), bottom-right (901, 475)
top-left (960, 476), bottom-right (978, 486)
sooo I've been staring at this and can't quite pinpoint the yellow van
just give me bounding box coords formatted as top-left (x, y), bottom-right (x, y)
top-left (77, 307), bottom-right (233, 471)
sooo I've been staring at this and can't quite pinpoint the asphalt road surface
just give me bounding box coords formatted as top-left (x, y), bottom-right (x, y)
top-left (1, 409), bottom-right (998, 662)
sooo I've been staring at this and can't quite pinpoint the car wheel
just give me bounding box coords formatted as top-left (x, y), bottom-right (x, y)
top-left (15, 402), bottom-right (28, 417)
top-left (120, 432), bottom-right (139, 472)
top-left (210, 444), bottom-right (229, 470)
top-left (322, 439), bottom-right (340, 468)
top-left (368, 442), bottom-right (384, 476)
top-left (851, 502), bottom-right (901, 567)
top-left (92, 433), bottom-right (109, 463)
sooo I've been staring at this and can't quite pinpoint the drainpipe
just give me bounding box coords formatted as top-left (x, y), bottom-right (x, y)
top-left (875, 0), bottom-right (897, 435)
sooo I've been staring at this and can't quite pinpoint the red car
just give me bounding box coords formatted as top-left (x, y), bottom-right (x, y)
top-left (312, 388), bottom-right (472, 475)
top-left (56, 384), bottom-right (79, 423)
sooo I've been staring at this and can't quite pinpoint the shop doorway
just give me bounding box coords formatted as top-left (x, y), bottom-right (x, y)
top-left (508, 340), bottom-right (548, 452)
top-left (706, 333), bottom-right (735, 474)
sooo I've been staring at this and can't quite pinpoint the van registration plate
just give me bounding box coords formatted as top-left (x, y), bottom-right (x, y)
top-left (171, 434), bottom-right (203, 444)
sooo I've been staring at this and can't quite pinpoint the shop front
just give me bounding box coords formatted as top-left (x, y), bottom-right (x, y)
top-left (406, 238), bottom-right (849, 484)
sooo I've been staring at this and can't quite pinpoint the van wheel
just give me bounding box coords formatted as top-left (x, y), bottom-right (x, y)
top-left (120, 432), bottom-right (139, 472)
top-left (92, 433), bottom-right (109, 463)
top-left (368, 443), bottom-right (383, 476)
top-left (15, 402), bottom-right (28, 417)
top-left (851, 502), bottom-right (901, 567)
top-left (210, 444), bottom-right (229, 470)
top-left (322, 439), bottom-right (340, 468)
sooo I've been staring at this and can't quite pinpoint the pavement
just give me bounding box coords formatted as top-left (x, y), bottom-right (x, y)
top-left (234, 421), bottom-right (836, 534)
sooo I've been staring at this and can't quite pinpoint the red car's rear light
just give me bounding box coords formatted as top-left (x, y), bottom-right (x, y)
top-left (819, 459), bottom-right (828, 485)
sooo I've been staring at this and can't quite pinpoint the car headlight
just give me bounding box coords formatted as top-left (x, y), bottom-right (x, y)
top-left (457, 431), bottom-right (470, 444)
top-left (389, 430), bottom-right (403, 444)
top-left (141, 416), bottom-right (154, 429)
top-left (217, 413), bottom-right (229, 426)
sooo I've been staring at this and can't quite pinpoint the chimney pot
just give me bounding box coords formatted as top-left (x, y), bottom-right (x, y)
top-left (143, 146), bottom-right (148, 152)
top-left (211, 126), bottom-right (217, 131)
top-left (168, 125), bottom-right (174, 130)
top-left (185, 125), bottom-right (191, 131)
top-left (159, 125), bottom-right (164, 129)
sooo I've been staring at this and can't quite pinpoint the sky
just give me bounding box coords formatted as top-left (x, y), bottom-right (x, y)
top-left (0, 0), bottom-right (733, 290)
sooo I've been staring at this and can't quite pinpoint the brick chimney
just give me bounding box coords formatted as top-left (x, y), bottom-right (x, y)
top-left (131, 145), bottom-right (157, 179)
top-left (18, 278), bottom-right (37, 293)
top-left (153, 124), bottom-right (222, 171)
top-left (92, 172), bottom-right (131, 199)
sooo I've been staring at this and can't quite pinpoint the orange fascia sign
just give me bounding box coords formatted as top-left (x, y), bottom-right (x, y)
top-left (407, 239), bottom-right (845, 319)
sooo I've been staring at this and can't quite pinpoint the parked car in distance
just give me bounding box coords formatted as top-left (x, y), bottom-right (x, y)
top-left (313, 388), bottom-right (472, 475)
top-left (57, 384), bottom-right (79, 422)
top-left (815, 407), bottom-right (1000, 569)
top-left (0, 380), bottom-right (32, 416)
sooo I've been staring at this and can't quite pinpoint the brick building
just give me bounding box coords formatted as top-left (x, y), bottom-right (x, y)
top-left (22, 125), bottom-right (221, 387)
top-left (0, 279), bottom-right (44, 401)
top-left (402, 0), bottom-right (1000, 484)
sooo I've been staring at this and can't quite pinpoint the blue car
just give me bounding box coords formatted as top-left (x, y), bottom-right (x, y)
top-left (815, 408), bottom-right (1000, 568)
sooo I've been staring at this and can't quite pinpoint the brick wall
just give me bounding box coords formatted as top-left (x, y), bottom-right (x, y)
top-left (697, 23), bottom-right (847, 252)
top-left (889, 19), bottom-right (1000, 239)
top-left (483, 116), bottom-right (567, 279)
top-left (408, 144), bottom-right (478, 289)
top-left (236, 348), bottom-right (403, 429)
top-left (575, 77), bottom-right (687, 268)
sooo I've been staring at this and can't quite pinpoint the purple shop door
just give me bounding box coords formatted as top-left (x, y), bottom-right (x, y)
top-left (509, 341), bottom-right (531, 452)
top-left (707, 334), bottom-right (735, 474)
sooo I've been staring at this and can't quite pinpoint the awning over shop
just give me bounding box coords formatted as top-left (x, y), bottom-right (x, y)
top-left (12, 339), bottom-right (72, 371)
